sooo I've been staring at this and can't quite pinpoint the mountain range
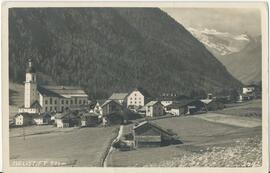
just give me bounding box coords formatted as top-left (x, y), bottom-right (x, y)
top-left (187, 27), bottom-right (261, 84)
top-left (9, 8), bottom-right (241, 99)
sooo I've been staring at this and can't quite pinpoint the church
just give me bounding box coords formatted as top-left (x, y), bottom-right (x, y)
top-left (18, 59), bottom-right (89, 114)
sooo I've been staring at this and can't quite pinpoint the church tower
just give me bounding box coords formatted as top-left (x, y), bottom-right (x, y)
top-left (24, 59), bottom-right (38, 108)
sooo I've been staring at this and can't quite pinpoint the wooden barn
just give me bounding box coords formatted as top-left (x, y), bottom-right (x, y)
top-left (133, 121), bottom-right (177, 148)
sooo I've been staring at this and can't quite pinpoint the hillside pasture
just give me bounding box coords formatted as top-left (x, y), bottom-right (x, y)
top-left (10, 126), bottom-right (119, 167)
top-left (108, 115), bottom-right (262, 167)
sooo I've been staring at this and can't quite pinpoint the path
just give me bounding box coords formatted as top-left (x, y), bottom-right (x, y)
top-left (102, 125), bottom-right (123, 167)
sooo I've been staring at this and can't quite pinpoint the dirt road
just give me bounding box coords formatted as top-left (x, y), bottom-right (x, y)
top-left (102, 125), bottom-right (123, 167)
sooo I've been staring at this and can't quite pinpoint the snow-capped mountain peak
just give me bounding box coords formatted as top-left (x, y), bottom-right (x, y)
top-left (187, 27), bottom-right (250, 56)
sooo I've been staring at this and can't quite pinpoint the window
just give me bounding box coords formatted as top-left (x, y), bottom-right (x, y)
top-left (50, 98), bottom-right (52, 104)
top-left (130, 101), bottom-right (133, 104)
top-left (135, 93), bottom-right (137, 96)
top-left (130, 98), bottom-right (132, 100)
top-left (45, 100), bottom-right (48, 104)
top-left (83, 100), bottom-right (86, 104)
top-left (61, 100), bottom-right (64, 104)
top-left (135, 101), bottom-right (137, 104)
top-left (71, 100), bottom-right (73, 104)
top-left (55, 107), bottom-right (57, 111)
top-left (55, 100), bottom-right (57, 104)
top-left (75, 98), bottom-right (77, 104)
top-left (139, 101), bottom-right (141, 104)
top-left (45, 107), bottom-right (48, 111)
top-left (135, 98), bottom-right (136, 100)
top-left (61, 106), bottom-right (64, 112)
top-left (66, 100), bottom-right (68, 104)
top-left (79, 100), bottom-right (81, 104)
top-left (50, 107), bottom-right (52, 111)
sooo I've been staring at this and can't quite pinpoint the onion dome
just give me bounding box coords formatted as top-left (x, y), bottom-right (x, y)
top-left (26, 59), bottom-right (36, 73)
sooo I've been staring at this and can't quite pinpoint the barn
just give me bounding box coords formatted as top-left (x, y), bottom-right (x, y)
top-left (133, 121), bottom-right (178, 148)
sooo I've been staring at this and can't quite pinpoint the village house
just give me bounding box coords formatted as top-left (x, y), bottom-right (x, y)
top-left (126, 87), bottom-right (152, 109)
top-left (166, 103), bottom-right (186, 116)
top-left (133, 121), bottom-right (178, 148)
top-left (145, 101), bottom-right (164, 117)
top-left (166, 99), bottom-right (207, 116)
top-left (108, 93), bottom-right (128, 105)
top-left (18, 59), bottom-right (89, 114)
top-left (89, 100), bottom-right (105, 115)
top-left (80, 112), bottom-right (99, 127)
top-left (159, 92), bottom-right (177, 107)
top-left (185, 100), bottom-right (207, 115)
top-left (101, 100), bottom-right (123, 116)
top-left (14, 113), bottom-right (34, 126)
top-left (243, 85), bottom-right (256, 94)
top-left (201, 99), bottom-right (224, 111)
top-left (55, 112), bottom-right (80, 128)
top-left (32, 112), bottom-right (51, 125)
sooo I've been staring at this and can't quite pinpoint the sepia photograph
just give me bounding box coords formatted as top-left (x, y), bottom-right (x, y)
top-left (1, 1), bottom-right (268, 173)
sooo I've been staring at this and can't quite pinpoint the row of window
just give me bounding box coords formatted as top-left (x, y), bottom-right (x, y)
top-left (129, 97), bottom-right (141, 100)
top-left (44, 98), bottom-right (86, 105)
top-left (129, 101), bottom-right (142, 105)
top-left (44, 106), bottom-right (69, 112)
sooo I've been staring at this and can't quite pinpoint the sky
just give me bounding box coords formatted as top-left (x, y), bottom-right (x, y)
top-left (162, 8), bottom-right (261, 37)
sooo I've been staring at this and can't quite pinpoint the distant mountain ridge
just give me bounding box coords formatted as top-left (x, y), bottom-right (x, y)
top-left (219, 36), bottom-right (261, 85)
top-left (9, 8), bottom-right (241, 99)
top-left (187, 27), bottom-right (261, 84)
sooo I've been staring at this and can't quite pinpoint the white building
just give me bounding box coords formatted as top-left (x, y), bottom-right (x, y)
top-left (243, 86), bottom-right (255, 94)
top-left (126, 88), bottom-right (151, 108)
top-left (145, 101), bottom-right (164, 117)
top-left (18, 59), bottom-right (88, 114)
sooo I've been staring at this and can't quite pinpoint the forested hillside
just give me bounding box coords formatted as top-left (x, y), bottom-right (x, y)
top-left (9, 8), bottom-right (241, 99)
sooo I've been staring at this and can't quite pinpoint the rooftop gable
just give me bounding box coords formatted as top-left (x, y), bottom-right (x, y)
top-left (109, 93), bottom-right (128, 100)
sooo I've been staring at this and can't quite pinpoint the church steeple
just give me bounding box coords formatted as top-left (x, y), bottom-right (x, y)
top-left (24, 59), bottom-right (38, 108)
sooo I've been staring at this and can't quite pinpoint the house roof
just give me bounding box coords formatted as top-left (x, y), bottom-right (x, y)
top-left (134, 121), bottom-right (175, 136)
top-left (144, 101), bottom-right (160, 107)
top-left (15, 112), bottom-right (35, 118)
top-left (109, 93), bottom-right (128, 100)
top-left (30, 100), bottom-right (42, 109)
top-left (127, 87), bottom-right (152, 98)
top-left (38, 85), bottom-right (88, 98)
top-left (82, 112), bottom-right (100, 117)
top-left (166, 99), bottom-right (195, 109)
top-left (101, 99), bottom-right (121, 108)
top-left (200, 99), bottom-right (213, 104)
top-left (55, 112), bottom-right (77, 119)
top-left (33, 112), bottom-right (51, 119)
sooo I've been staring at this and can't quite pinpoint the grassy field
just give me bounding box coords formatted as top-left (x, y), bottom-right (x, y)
top-left (108, 115), bottom-right (262, 167)
top-left (10, 126), bottom-right (119, 167)
top-left (217, 99), bottom-right (262, 118)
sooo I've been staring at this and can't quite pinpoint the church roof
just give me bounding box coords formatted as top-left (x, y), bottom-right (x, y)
top-left (38, 85), bottom-right (88, 98)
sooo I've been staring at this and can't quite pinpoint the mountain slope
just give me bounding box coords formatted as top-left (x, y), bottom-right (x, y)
top-left (9, 8), bottom-right (241, 99)
top-left (218, 36), bottom-right (261, 84)
top-left (187, 27), bottom-right (261, 84)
